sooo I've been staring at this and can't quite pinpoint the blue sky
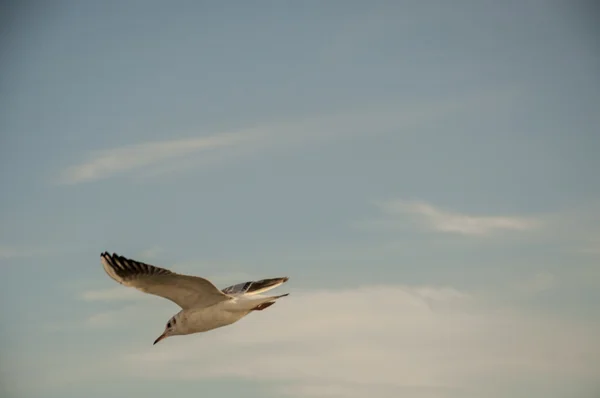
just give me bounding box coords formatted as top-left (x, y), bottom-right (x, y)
top-left (1, 1), bottom-right (599, 397)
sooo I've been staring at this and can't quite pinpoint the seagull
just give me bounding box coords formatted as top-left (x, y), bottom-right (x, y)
top-left (100, 252), bottom-right (289, 345)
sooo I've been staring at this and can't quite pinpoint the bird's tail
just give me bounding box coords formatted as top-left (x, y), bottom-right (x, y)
top-left (236, 293), bottom-right (289, 312)
top-left (251, 293), bottom-right (289, 311)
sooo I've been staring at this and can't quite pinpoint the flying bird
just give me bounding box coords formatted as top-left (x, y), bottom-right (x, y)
top-left (100, 252), bottom-right (289, 345)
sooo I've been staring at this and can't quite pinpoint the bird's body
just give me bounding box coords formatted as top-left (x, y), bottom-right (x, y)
top-left (169, 293), bottom-right (287, 335)
top-left (99, 252), bottom-right (289, 344)
top-left (176, 302), bottom-right (241, 335)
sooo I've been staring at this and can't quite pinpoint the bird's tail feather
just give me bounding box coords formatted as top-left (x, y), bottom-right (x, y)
top-left (250, 294), bottom-right (289, 311)
top-left (237, 292), bottom-right (289, 312)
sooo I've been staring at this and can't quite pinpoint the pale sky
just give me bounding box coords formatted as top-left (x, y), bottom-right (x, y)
top-left (1, 1), bottom-right (599, 398)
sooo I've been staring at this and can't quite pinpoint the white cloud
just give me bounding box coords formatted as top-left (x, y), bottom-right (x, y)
top-left (82, 284), bottom-right (597, 398)
top-left (58, 130), bottom-right (262, 184)
top-left (58, 88), bottom-right (520, 184)
top-left (275, 382), bottom-right (463, 398)
top-left (375, 200), bottom-right (539, 236)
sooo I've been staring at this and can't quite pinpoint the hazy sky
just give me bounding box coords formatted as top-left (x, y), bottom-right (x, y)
top-left (1, 1), bottom-right (599, 397)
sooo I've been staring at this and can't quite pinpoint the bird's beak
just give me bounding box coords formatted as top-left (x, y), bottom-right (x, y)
top-left (153, 332), bottom-right (167, 345)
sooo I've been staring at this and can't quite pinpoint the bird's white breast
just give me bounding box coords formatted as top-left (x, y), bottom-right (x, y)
top-left (179, 300), bottom-right (247, 334)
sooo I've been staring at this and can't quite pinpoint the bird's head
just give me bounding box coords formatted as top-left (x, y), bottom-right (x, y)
top-left (153, 315), bottom-right (179, 345)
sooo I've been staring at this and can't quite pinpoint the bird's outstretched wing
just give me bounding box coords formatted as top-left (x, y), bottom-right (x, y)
top-left (100, 252), bottom-right (232, 310)
top-left (222, 277), bottom-right (289, 296)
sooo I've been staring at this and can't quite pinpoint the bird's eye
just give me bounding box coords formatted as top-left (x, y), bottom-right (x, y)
top-left (167, 322), bottom-right (171, 328)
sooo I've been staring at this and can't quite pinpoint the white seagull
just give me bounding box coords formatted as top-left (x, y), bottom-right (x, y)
top-left (100, 252), bottom-right (289, 345)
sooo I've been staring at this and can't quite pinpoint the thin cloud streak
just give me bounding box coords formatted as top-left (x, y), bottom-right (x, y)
top-left (58, 130), bottom-right (262, 184)
top-left (376, 200), bottom-right (539, 236)
top-left (58, 87), bottom-right (521, 185)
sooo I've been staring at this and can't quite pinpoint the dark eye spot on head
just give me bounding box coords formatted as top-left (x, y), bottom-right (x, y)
top-left (167, 322), bottom-right (171, 328)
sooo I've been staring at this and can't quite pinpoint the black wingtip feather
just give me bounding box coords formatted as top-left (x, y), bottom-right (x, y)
top-left (101, 251), bottom-right (172, 280)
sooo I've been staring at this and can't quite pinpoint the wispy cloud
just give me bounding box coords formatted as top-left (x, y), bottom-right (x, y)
top-left (58, 130), bottom-right (262, 184)
top-left (58, 88), bottom-right (520, 184)
top-left (374, 200), bottom-right (539, 236)
top-left (67, 284), bottom-right (598, 398)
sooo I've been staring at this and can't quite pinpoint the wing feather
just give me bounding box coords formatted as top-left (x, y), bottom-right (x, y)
top-left (222, 277), bottom-right (289, 296)
top-left (100, 252), bottom-right (231, 310)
